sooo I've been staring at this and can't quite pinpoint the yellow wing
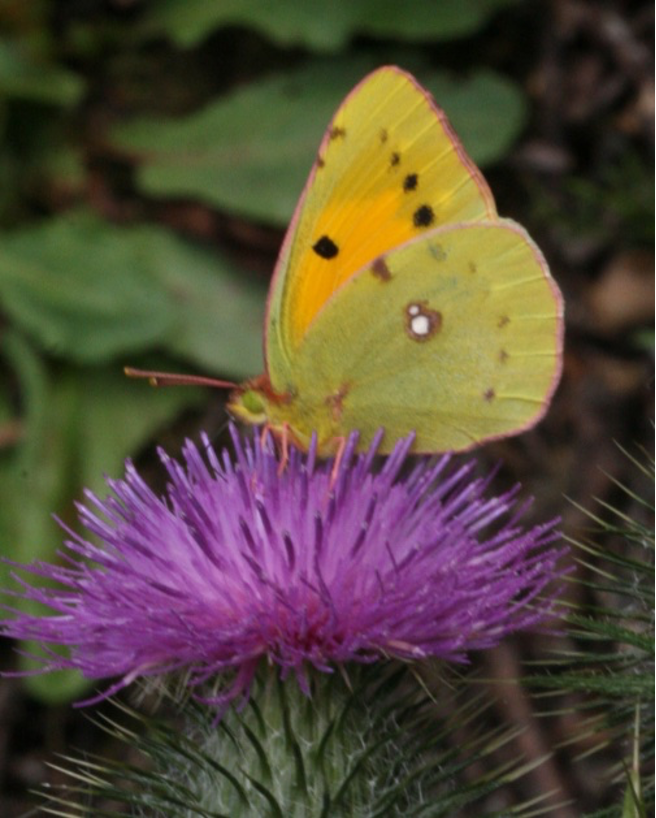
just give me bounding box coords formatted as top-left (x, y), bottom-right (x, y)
top-left (270, 221), bottom-right (564, 454)
top-left (265, 65), bottom-right (497, 386)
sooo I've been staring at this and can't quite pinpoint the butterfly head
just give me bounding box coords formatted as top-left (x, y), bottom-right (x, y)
top-left (227, 378), bottom-right (272, 428)
top-left (228, 375), bottom-right (345, 455)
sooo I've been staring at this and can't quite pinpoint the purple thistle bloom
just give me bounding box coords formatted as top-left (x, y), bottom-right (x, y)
top-left (1, 427), bottom-right (565, 707)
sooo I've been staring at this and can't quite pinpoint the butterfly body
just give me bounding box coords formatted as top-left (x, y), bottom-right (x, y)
top-left (228, 66), bottom-right (564, 455)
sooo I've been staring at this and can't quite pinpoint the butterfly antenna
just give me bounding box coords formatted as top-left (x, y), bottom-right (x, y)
top-left (124, 367), bottom-right (237, 390)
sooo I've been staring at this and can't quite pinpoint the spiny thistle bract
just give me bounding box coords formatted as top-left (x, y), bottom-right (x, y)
top-left (526, 446), bottom-right (654, 816)
top-left (42, 667), bottom-right (556, 817)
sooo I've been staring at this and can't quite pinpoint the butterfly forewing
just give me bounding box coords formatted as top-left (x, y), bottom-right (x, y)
top-left (266, 66), bottom-right (497, 388)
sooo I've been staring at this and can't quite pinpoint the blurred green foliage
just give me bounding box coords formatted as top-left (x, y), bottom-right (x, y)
top-left (143, 0), bottom-right (519, 51)
top-left (0, 37), bottom-right (82, 105)
top-left (0, 210), bottom-right (265, 369)
top-left (529, 149), bottom-right (655, 254)
top-left (565, 152), bottom-right (655, 247)
top-left (113, 62), bottom-right (524, 223)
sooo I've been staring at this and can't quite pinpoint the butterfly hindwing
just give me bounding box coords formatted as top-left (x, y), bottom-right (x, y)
top-left (266, 66), bottom-right (497, 388)
top-left (282, 220), bottom-right (563, 453)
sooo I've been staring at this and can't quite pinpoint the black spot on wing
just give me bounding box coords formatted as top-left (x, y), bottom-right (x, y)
top-left (413, 205), bottom-right (435, 228)
top-left (390, 151), bottom-right (401, 167)
top-left (403, 173), bottom-right (418, 192)
top-left (379, 128), bottom-right (388, 143)
top-left (330, 126), bottom-right (346, 140)
top-left (313, 236), bottom-right (339, 259)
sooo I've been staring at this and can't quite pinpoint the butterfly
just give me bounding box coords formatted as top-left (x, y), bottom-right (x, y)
top-left (129, 66), bottom-right (564, 458)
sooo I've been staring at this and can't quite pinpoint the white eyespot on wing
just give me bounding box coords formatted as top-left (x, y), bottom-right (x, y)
top-left (404, 301), bottom-right (442, 342)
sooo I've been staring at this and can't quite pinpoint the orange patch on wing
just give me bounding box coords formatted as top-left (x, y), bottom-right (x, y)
top-left (289, 189), bottom-right (434, 342)
top-left (280, 68), bottom-right (496, 348)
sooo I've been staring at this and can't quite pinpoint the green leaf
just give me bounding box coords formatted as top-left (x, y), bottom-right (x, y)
top-left (0, 210), bottom-right (266, 378)
top-left (0, 38), bottom-right (83, 106)
top-left (111, 61), bottom-right (525, 225)
top-left (0, 334), bottom-right (207, 703)
top-left (0, 338), bottom-right (208, 571)
top-left (0, 335), bottom-right (85, 701)
top-left (144, 0), bottom-right (518, 51)
top-left (29, 143), bottom-right (87, 200)
top-left (73, 365), bottom-right (206, 495)
top-left (0, 332), bottom-right (65, 573)
top-left (424, 69), bottom-right (526, 167)
top-left (0, 214), bottom-right (173, 361)
top-left (130, 224), bottom-right (266, 378)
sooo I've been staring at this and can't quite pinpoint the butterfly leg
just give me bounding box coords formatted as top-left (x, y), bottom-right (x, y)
top-left (277, 422), bottom-right (291, 476)
top-left (259, 423), bottom-right (291, 475)
top-left (329, 436), bottom-right (347, 487)
top-left (260, 424), bottom-right (271, 451)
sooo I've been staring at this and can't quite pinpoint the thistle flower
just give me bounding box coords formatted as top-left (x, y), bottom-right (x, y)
top-left (2, 427), bottom-right (565, 708)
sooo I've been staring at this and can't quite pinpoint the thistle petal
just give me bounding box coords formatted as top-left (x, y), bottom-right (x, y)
top-left (1, 427), bottom-right (567, 707)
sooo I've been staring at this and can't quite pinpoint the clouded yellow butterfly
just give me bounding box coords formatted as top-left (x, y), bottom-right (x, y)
top-left (228, 66), bottom-right (563, 455)
top-left (129, 66), bottom-right (564, 457)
